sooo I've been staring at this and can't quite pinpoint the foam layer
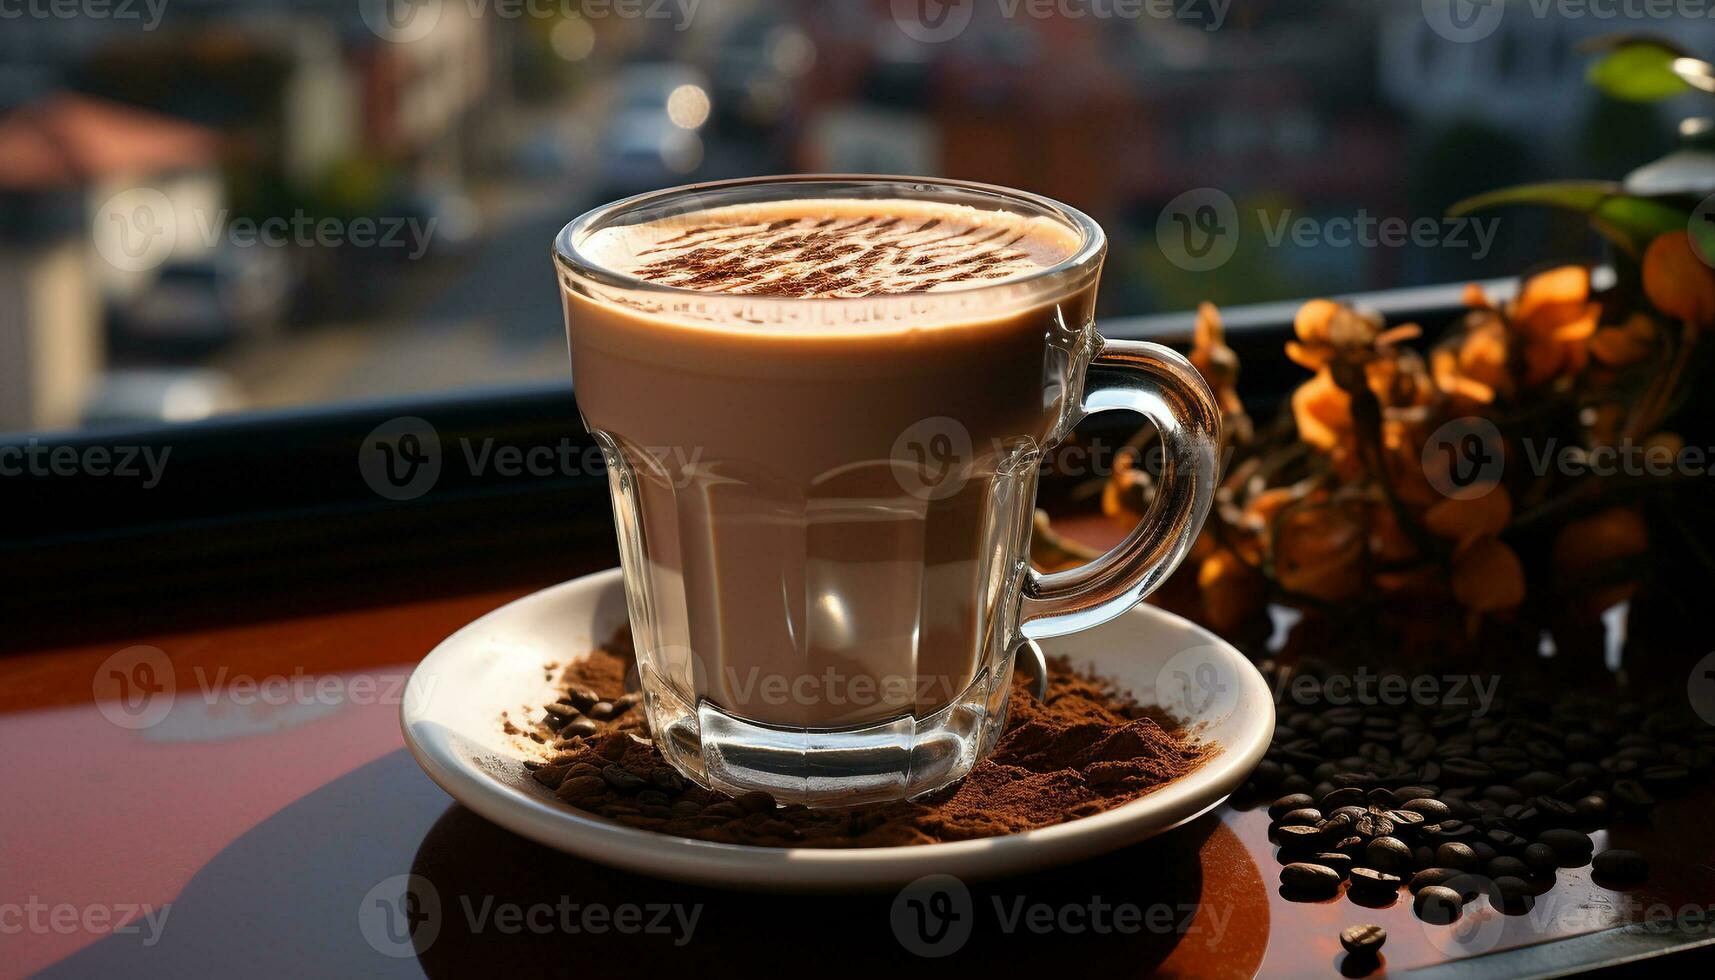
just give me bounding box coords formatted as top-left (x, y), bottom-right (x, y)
top-left (580, 198), bottom-right (1081, 299)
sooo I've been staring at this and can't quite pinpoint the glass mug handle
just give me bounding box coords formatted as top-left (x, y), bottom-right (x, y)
top-left (1020, 338), bottom-right (1222, 639)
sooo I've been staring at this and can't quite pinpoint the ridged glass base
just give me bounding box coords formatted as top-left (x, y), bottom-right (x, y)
top-left (640, 658), bottom-right (1015, 807)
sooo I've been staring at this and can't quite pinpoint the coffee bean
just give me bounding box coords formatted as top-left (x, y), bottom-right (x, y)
top-left (1513, 771), bottom-right (1563, 796)
top-left (564, 717), bottom-right (599, 737)
top-left (1488, 856), bottom-right (1531, 880)
top-left (1340, 923), bottom-right (1387, 956)
top-left (1321, 787), bottom-right (1366, 809)
top-left (565, 687), bottom-right (600, 711)
top-left (588, 701), bottom-right (616, 720)
top-left (600, 765), bottom-right (648, 793)
top-left (639, 805), bottom-right (674, 819)
top-left (1387, 808), bottom-right (1426, 832)
top-left (1487, 829), bottom-right (1528, 854)
top-left (1270, 793), bottom-right (1316, 820)
top-left (1312, 852), bottom-right (1355, 878)
top-left (1612, 779), bottom-right (1657, 810)
top-left (670, 799), bottom-right (703, 816)
top-left (1436, 842), bottom-right (1480, 872)
top-left (554, 774), bottom-right (606, 802)
top-left (1332, 835), bottom-right (1366, 856)
top-left (1409, 867), bottom-right (1461, 893)
top-left (1367, 788), bottom-right (1398, 808)
top-left (650, 767), bottom-right (686, 793)
top-left (1492, 876), bottom-right (1535, 915)
top-left (703, 802), bottom-right (742, 819)
top-left (1403, 798), bottom-right (1451, 822)
top-left (1413, 845), bottom-right (1437, 870)
top-left (1415, 885), bottom-right (1464, 924)
top-left (1330, 805), bottom-right (1369, 822)
top-left (1395, 785), bottom-right (1439, 801)
top-left (1348, 867), bottom-right (1402, 893)
top-left (1537, 829), bottom-right (1594, 864)
top-left (1366, 836), bottom-right (1414, 873)
top-left (735, 790), bottom-right (777, 813)
top-left (1483, 785), bottom-right (1524, 806)
top-left (1523, 842), bottom-right (1558, 876)
top-left (1555, 777), bottom-right (1592, 802)
top-left (1281, 774), bottom-right (1313, 794)
top-left (1281, 862), bottom-right (1342, 895)
top-left (636, 789), bottom-right (670, 808)
top-left (1592, 849), bottom-right (1649, 882)
top-left (1354, 813), bottom-right (1394, 839)
top-left (1276, 825), bottom-right (1325, 848)
top-left (531, 764), bottom-right (571, 789)
top-left (1278, 807), bottom-right (1322, 827)
top-left (1575, 793), bottom-right (1611, 823)
top-left (1442, 758), bottom-right (1495, 783)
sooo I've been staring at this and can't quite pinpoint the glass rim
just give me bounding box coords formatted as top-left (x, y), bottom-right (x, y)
top-left (552, 174), bottom-right (1106, 304)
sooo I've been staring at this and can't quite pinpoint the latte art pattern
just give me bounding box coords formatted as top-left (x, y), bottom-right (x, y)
top-left (583, 199), bottom-right (1080, 299)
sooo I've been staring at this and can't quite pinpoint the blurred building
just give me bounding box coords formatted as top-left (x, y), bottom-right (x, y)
top-left (0, 95), bottom-right (220, 432)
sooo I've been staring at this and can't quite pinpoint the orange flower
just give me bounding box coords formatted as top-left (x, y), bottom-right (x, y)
top-left (1509, 265), bottom-right (1600, 386)
top-left (1198, 548), bottom-right (1267, 634)
top-left (1291, 369), bottom-right (1352, 451)
top-left (1643, 231), bottom-right (1715, 329)
top-left (1423, 486), bottom-right (1512, 548)
top-left (1191, 302), bottom-right (1253, 445)
top-left (1451, 537), bottom-right (1525, 612)
top-left (1433, 313), bottom-right (1512, 405)
top-left (1273, 501), bottom-right (1366, 602)
top-left (1589, 313), bottom-right (1657, 367)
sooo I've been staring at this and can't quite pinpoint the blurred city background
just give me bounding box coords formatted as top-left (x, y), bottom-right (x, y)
top-left (2, 0), bottom-right (1710, 435)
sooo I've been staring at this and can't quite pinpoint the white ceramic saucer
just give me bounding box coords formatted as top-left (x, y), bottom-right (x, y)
top-left (401, 567), bottom-right (1272, 890)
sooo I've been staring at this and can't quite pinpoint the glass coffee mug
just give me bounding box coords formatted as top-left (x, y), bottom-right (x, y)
top-left (556, 176), bottom-right (1219, 806)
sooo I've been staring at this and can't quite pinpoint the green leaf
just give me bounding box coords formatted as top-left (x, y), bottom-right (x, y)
top-left (1449, 181), bottom-right (1690, 258)
top-left (1587, 43), bottom-right (1693, 102)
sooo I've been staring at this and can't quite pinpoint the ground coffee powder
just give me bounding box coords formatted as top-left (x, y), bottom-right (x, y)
top-left (509, 635), bottom-right (1212, 847)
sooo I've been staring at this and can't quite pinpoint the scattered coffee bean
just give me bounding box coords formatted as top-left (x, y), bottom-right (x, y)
top-left (1321, 787), bottom-right (1366, 809)
top-left (1278, 807), bottom-right (1322, 827)
top-left (554, 774), bottom-right (606, 802)
top-left (1436, 842), bottom-right (1479, 872)
top-left (1522, 842), bottom-right (1558, 876)
top-left (1409, 867), bottom-right (1461, 894)
top-left (735, 790), bottom-right (777, 813)
top-left (600, 764), bottom-right (648, 793)
top-left (1488, 856), bottom-right (1530, 880)
top-left (563, 717), bottom-right (599, 737)
top-left (564, 687), bottom-right (600, 711)
top-left (1347, 867), bottom-right (1402, 893)
top-left (1491, 876), bottom-right (1535, 915)
top-left (1340, 923), bottom-right (1387, 956)
top-left (1312, 852), bottom-right (1355, 878)
top-left (1537, 828), bottom-right (1594, 865)
top-left (650, 767), bottom-right (686, 793)
top-left (1592, 849), bottom-right (1649, 882)
top-left (1366, 837), bottom-right (1414, 874)
top-left (1276, 825), bottom-right (1325, 848)
top-left (1281, 862), bottom-right (1342, 895)
top-left (1403, 798), bottom-right (1450, 822)
top-left (1270, 794), bottom-right (1316, 820)
top-left (1415, 884), bottom-right (1464, 924)
top-left (703, 802), bottom-right (742, 819)
top-left (636, 789), bottom-right (670, 808)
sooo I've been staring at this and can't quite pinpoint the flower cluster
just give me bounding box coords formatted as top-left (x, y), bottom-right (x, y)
top-left (1168, 230), bottom-right (1711, 646)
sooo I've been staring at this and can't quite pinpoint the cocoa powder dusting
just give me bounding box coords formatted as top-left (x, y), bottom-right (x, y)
top-left (515, 633), bottom-right (1212, 847)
